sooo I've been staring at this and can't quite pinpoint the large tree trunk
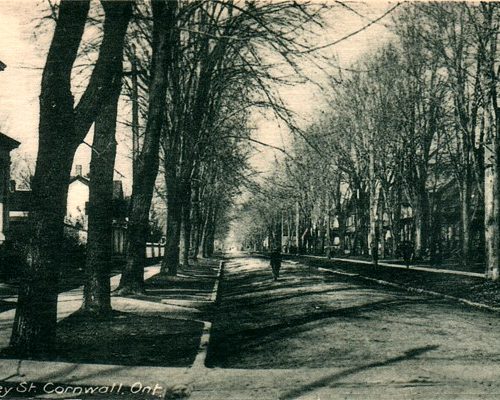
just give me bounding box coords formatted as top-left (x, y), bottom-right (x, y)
top-left (378, 203), bottom-right (385, 259)
top-left (118, 1), bottom-right (177, 293)
top-left (82, 83), bottom-right (121, 316)
top-left (200, 204), bottom-right (213, 258)
top-left (161, 172), bottom-right (182, 275)
top-left (413, 179), bottom-right (429, 259)
top-left (10, 0), bottom-right (133, 355)
top-left (368, 137), bottom-right (377, 259)
top-left (9, 153), bottom-right (76, 356)
top-left (483, 10), bottom-right (500, 280)
top-left (181, 180), bottom-right (192, 266)
top-left (392, 190), bottom-right (402, 256)
top-left (190, 182), bottom-right (201, 260)
top-left (485, 76), bottom-right (500, 279)
top-left (459, 176), bottom-right (472, 267)
top-left (429, 193), bottom-right (443, 266)
top-left (484, 129), bottom-right (499, 280)
top-left (295, 200), bottom-right (300, 252)
top-left (205, 206), bottom-right (217, 257)
top-left (9, 0), bottom-right (90, 357)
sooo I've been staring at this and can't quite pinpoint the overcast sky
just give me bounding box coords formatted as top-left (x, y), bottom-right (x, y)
top-left (0, 0), bottom-right (396, 194)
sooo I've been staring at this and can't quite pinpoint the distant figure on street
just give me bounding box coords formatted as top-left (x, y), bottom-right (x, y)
top-left (371, 241), bottom-right (379, 267)
top-left (269, 247), bottom-right (282, 281)
top-left (400, 240), bottom-right (414, 268)
top-left (326, 245), bottom-right (333, 259)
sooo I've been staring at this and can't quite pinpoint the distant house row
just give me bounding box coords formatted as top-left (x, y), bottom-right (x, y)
top-left (269, 178), bottom-right (478, 260)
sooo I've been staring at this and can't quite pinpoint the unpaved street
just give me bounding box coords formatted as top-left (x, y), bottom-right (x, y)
top-left (193, 255), bottom-right (500, 399)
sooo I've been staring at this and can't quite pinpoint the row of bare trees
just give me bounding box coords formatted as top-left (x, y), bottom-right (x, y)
top-left (9, 0), bottom-right (324, 356)
top-left (240, 2), bottom-right (499, 282)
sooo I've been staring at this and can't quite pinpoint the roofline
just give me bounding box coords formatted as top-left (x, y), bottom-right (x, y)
top-left (69, 175), bottom-right (90, 185)
top-left (0, 132), bottom-right (20, 150)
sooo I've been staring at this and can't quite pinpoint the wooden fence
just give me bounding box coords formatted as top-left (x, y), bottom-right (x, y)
top-left (64, 223), bottom-right (164, 259)
top-left (145, 242), bottom-right (165, 258)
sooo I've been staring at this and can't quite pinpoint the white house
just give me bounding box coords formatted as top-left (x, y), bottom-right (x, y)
top-left (65, 165), bottom-right (127, 251)
top-left (66, 174), bottom-right (90, 229)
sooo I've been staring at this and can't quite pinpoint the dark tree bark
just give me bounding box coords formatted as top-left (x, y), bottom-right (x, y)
top-left (429, 192), bottom-right (443, 265)
top-left (200, 205), bottom-right (210, 258)
top-left (9, 0), bottom-right (132, 356)
top-left (119, 0), bottom-right (177, 293)
top-left (82, 83), bottom-right (121, 316)
top-left (484, 117), bottom-right (499, 280)
top-left (190, 180), bottom-right (201, 260)
top-left (8, 0), bottom-right (89, 357)
top-left (181, 180), bottom-right (192, 266)
top-left (201, 203), bottom-right (215, 258)
top-left (81, 1), bottom-right (132, 316)
top-left (161, 170), bottom-right (182, 275)
top-left (413, 177), bottom-right (430, 259)
top-left (459, 176), bottom-right (472, 266)
top-left (190, 181), bottom-right (202, 260)
top-left (206, 205), bottom-right (218, 257)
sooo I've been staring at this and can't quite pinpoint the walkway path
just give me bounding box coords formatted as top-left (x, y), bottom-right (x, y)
top-left (0, 266), bottom-right (161, 350)
top-left (305, 254), bottom-right (485, 278)
top-left (0, 261), bottom-right (223, 399)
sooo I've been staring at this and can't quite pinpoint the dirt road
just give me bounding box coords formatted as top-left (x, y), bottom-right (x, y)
top-left (193, 254), bottom-right (500, 399)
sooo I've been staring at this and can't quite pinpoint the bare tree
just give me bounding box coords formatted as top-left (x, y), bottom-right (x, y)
top-left (10, 0), bottom-right (132, 356)
top-left (118, 0), bottom-right (178, 295)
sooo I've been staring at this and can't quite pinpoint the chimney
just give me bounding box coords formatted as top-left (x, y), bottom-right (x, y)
top-left (75, 165), bottom-right (82, 176)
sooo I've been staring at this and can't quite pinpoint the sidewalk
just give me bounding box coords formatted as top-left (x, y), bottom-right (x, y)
top-left (305, 255), bottom-right (485, 277)
top-left (0, 265), bottom-right (161, 350)
top-left (293, 255), bottom-right (500, 311)
top-left (0, 260), bottom-right (223, 398)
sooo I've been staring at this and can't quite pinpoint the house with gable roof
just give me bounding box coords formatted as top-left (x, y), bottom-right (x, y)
top-left (64, 165), bottom-right (127, 251)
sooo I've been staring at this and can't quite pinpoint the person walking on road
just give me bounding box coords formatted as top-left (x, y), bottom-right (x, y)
top-left (269, 247), bottom-right (282, 281)
top-left (400, 240), bottom-right (414, 268)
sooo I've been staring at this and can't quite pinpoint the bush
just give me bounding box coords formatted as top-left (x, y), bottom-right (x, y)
top-left (59, 234), bottom-right (86, 273)
top-left (0, 233), bottom-right (87, 283)
top-left (0, 240), bottom-right (25, 281)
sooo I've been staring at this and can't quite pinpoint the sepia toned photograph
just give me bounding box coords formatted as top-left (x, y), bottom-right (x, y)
top-left (0, 0), bottom-right (499, 399)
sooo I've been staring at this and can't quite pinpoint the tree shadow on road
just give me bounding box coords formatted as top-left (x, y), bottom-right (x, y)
top-left (279, 345), bottom-right (439, 400)
top-left (121, 261), bottom-right (219, 306)
top-left (223, 298), bottom-right (417, 342)
top-left (219, 264), bottom-right (346, 300)
top-left (241, 286), bottom-right (356, 308)
top-left (207, 297), bottom-right (424, 367)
